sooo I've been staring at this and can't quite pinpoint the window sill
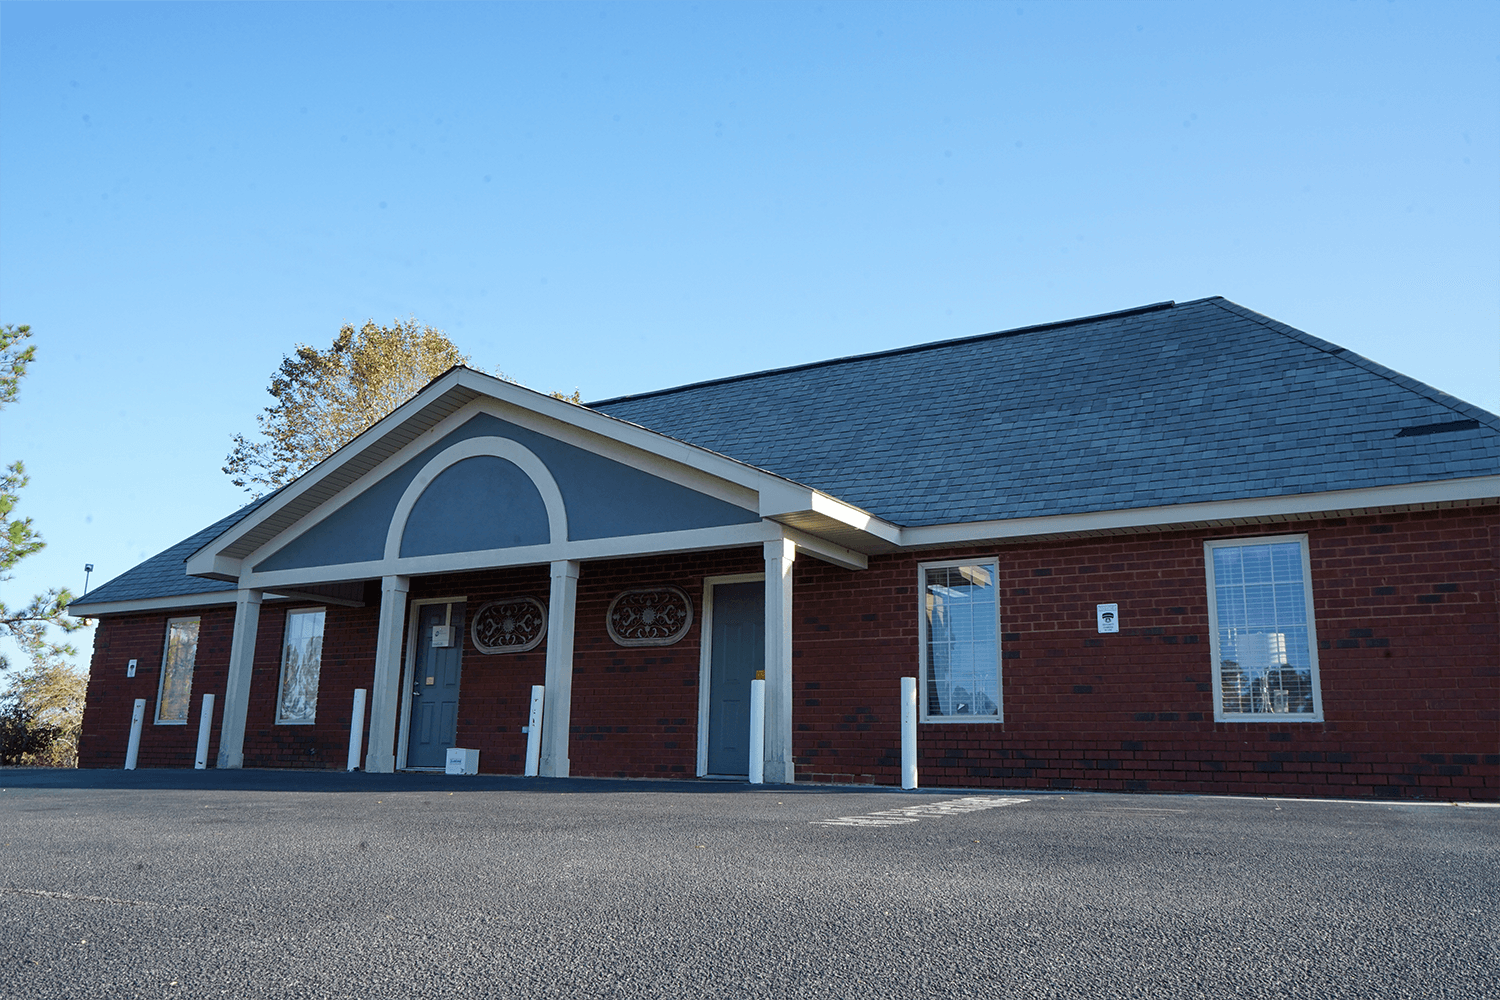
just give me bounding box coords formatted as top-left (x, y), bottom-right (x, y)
top-left (920, 716), bottom-right (1004, 725)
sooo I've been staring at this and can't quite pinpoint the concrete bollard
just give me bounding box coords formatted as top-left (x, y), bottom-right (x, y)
top-left (523, 685), bottom-right (545, 777)
top-left (124, 699), bottom-right (146, 770)
top-left (194, 693), bottom-right (216, 769)
top-left (901, 677), bottom-right (917, 790)
top-left (347, 688), bottom-right (367, 771)
top-left (749, 677), bottom-right (766, 785)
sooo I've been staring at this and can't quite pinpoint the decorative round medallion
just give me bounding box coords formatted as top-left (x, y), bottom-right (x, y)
top-left (471, 597), bottom-right (547, 654)
top-left (607, 586), bottom-right (694, 647)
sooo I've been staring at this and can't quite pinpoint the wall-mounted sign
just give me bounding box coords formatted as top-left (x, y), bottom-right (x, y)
top-left (607, 586), bottom-right (694, 647)
top-left (471, 597), bottom-right (548, 654)
top-left (1097, 604), bottom-right (1119, 634)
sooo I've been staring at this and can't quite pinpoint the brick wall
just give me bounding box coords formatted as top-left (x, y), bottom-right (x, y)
top-left (80, 606), bottom-right (237, 769)
top-left (791, 506), bottom-right (1498, 801)
top-left (79, 505), bottom-right (1497, 800)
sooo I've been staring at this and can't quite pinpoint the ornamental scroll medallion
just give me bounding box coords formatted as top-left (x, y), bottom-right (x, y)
top-left (471, 597), bottom-right (547, 654)
top-left (607, 586), bottom-right (694, 647)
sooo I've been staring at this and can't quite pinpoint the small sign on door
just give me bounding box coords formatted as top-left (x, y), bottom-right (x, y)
top-left (1097, 604), bottom-right (1119, 633)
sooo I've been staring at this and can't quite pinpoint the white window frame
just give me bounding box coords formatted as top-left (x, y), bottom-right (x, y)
top-left (275, 607), bottom-right (327, 725)
top-left (155, 616), bottom-right (200, 725)
top-left (918, 558), bottom-right (1003, 724)
top-left (1204, 534), bottom-right (1325, 723)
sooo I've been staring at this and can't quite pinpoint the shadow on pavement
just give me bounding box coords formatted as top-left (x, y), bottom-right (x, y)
top-left (0, 766), bottom-right (919, 797)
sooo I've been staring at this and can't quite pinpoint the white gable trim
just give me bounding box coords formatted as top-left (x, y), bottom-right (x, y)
top-left (188, 375), bottom-right (898, 581)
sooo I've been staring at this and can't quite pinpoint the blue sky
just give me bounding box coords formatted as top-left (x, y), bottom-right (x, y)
top-left (1, 1), bottom-right (1496, 672)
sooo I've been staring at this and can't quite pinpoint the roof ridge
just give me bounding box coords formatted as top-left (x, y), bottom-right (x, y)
top-left (587, 300), bottom-right (1178, 408)
top-left (1206, 299), bottom-right (1500, 431)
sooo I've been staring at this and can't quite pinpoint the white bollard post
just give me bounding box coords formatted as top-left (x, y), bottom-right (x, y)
top-left (347, 688), bottom-right (367, 772)
top-left (194, 693), bottom-right (215, 769)
top-left (523, 685), bottom-right (545, 777)
top-left (900, 676), bottom-right (918, 790)
top-left (748, 677), bottom-right (766, 785)
top-left (124, 699), bottom-right (146, 770)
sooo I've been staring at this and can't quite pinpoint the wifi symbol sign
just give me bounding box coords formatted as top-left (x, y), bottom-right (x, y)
top-left (1097, 604), bottom-right (1120, 634)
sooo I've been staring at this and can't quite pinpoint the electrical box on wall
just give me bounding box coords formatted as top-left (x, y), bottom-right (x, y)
top-left (430, 625), bottom-right (454, 647)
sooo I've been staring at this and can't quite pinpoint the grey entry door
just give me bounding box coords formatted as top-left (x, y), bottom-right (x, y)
top-left (706, 582), bottom-right (764, 776)
top-left (406, 601), bottom-right (466, 769)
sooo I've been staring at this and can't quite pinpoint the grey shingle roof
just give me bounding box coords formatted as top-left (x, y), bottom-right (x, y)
top-left (592, 297), bottom-right (1500, 526)
top-left (75, 297), bottom-right (1499, 611)
top-left (72, 496), bottom-right (274, 609)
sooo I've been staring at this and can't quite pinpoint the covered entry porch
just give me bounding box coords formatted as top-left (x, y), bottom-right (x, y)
top-left (184, 369), bottom-right (893, 782)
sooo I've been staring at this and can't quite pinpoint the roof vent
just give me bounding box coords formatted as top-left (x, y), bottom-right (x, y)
top-left (1395, 419), bottom-right (1480, 438)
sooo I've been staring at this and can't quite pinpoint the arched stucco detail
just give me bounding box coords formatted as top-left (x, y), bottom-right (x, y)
top-left (384, 437), bottom-right (568, 562)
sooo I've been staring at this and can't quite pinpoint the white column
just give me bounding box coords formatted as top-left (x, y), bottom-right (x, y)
top-left (539, 560), bottom-right (580, 778)
top-left (216, 588), bottom-right (263, 769)
top-left (763, 537), bottom-right (796, 784)
top-left (364, 575), bottom-right (410, 774)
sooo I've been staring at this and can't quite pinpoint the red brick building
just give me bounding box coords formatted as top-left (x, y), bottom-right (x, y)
top-left (74, 299), bottom-right (1499, 799)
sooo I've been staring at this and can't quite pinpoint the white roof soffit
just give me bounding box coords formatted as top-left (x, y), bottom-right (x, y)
top-left (186, 367), bottom-right (903, 580)
top-left (899, 475), bottom-right (1500, 548)
top-left (759, 481), bottom-right (903, 553)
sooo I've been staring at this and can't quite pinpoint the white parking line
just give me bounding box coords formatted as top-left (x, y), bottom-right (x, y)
top-left (812, 795), bottom-right (1029, 827)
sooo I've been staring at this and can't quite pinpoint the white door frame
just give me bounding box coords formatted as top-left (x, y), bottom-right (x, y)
top-left (696, 573), bottom-right (765, 777)
top-left (396, 595), bottom-right (466, 770)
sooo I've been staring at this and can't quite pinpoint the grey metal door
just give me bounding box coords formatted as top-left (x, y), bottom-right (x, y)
top-left (407, 601), bottom-right (465, 768)
top-left (706, 582), bottom-right (763, 776)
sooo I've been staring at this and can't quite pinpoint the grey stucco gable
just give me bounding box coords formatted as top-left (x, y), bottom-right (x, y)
top-left (252, 411), bottom-right (760, 575)
top-left (592, 298), bottom-right (1500, 526)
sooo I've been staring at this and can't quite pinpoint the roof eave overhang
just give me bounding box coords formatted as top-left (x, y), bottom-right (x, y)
top-left (899, 475), bottom-right (1500, 549)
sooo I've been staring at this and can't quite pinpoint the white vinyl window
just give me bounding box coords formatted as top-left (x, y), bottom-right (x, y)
top-left (275, 608), bottom-right (326, 725)
top-left (919, 559), bottom-right (1002, 723)
top-left (1205, 535), bottom-right (1324, 722)
top-left (155, 617), bottom-right (200, 724)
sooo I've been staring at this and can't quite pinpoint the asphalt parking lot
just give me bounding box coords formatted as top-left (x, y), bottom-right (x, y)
top-left (2, 769), bottom-right (1496, 999)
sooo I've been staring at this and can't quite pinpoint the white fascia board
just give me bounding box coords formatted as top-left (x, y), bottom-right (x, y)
top-left (238, 521), bottom-right (787, 592)
top-left (779, 527), bottom-right (868, 571)
top-left (69, 591), bottom-right (242, 617)
top-left (184, 553), bottom-right (243, 582)
top-left (759, 481), bottom-right (901, 546)
top-left (899, 475), bottom-right (1500, 548)
top-left (451, 369), bottom-right (789, 506)
top-left (806, 491), bottom-right (902, 545)
top-left (68, 590), bottom-right (299, 618)
top-left (459, 396), bottom-right (759, 511)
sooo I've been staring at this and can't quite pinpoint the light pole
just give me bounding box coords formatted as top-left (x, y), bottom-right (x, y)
top-left (82, 563), bottom-right (94, 597)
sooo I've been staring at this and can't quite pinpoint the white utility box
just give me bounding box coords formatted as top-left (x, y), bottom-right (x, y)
top-left (445, 747), bottom-right (479, 775)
